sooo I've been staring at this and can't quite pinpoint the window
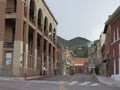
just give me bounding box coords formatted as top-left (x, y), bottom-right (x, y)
top-left (117, 28), bottom-right (119, 40)
top-left (113, 30), bottom-right (116, 42)
top-left (5, 52), bottom-right (12, 65)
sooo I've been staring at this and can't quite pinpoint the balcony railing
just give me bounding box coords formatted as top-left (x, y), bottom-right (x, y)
top-left (3, 42), bottom-right (14, 48)
top-left (29, 16), bottom-right (35, 25)
top-left (37, 51), bottom-right (41, 57)
top-left (38, 24), bottom-right (42, 32)
top-left (5, 8), bottom-right (15, 13)
top-left (28, 48), bottom-right (34, 55)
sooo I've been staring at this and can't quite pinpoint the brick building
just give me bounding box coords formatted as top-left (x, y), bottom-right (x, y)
top-left (104, 6), bottom-right (120, 77)
top-left (74, 58), bottom-right (88, 73)
top-left (0, 0), bottom-right (58, 76)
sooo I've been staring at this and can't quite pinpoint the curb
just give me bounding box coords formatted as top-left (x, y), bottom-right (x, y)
top-left (25, 75), bottom-right (63, 81)
top-left (92, 74), bottom-right (120, 87)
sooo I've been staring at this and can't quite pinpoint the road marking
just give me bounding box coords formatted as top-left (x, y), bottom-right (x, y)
top-left (49, 81), bottom-right (57, 83)
top-left (29, 80), bottom-right (50, 83)
top-left (56, 81), bottom-right (67, 84)
top-left (69, 81), bottom-right (78, 85)
top-left (28, 80), bottom-right (101, 87)
top-left (90, 83), bottom-right (100, 86)
top-left (79, 82), bottom-right (91, 85)
top-left (59, 84), bottom-right (65, 90)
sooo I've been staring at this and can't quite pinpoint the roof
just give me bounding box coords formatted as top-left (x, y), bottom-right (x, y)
top-left (104, 6), bottom-right (120, 34)
top-left (74, 58), bottom-right (88, 66)
top-left (105, 6), bottom-right (120, 25)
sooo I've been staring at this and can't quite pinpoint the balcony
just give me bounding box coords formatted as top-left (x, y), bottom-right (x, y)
top-left (5, 8), bottom-right (16, 19)
top-left (5, 8), bottom-right (15, 13)
top-left (28, 47), bottom-right (34, 55)
top-left (3, 42), bottom-right (14, 48)
top-left (29, 17), bottom-right (35, 25)
top-left (38, 24), bottom-right (42, 32)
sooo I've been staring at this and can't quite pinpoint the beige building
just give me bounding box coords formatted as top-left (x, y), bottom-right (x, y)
top-left (0, 0), bottom-right (58, 77)
top-left (63, 47), bottom-right (74, 75)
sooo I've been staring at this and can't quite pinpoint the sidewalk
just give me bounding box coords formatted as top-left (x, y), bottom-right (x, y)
top-left (94, 74), bottom-right (120, 87)
top-left (0, 76), bottom-right (25, 81)
top-left (0, 75), bottom-right (63, 81)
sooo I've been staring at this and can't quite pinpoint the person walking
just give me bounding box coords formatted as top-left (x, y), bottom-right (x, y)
top-left (42, 66), bottom-right (46, 76)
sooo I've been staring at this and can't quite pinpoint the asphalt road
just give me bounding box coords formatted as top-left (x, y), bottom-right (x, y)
top-left (0, 74), bottom-right (120, 90)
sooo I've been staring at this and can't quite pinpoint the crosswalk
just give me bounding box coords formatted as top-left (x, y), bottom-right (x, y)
top-left (28, 80), bottom-right (101, 87)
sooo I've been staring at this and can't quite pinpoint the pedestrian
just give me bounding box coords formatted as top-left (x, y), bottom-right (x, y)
top-left (54, 69), bottom-right (57, 75)
top-left (42, 66), bottom-right (46, 76)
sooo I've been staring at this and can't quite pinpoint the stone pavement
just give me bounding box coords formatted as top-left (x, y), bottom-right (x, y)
top-left (94, 74), bottom-right (120, 87)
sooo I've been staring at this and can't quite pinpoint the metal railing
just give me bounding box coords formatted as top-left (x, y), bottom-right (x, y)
top-left (5, 8), bottom-right (15, 13)
top-left (29, 16), bottom-right (35, 25)
top-left (3, 42), bottom-right (14, 48)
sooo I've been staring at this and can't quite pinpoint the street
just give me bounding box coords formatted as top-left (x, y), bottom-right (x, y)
top-left (0, 74), bottom-right (120, 90)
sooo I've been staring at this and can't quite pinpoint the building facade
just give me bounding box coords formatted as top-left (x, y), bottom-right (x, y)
top-left (74, 58), bottom-right (88, 74)
top-left (104, 6), bottom-right (120, 77)
top-left (0, 0), bottom-right (58, 76)
top-left (88, 42), bottom-right (96, 73)
top-left (62, 47), bottom-right (74, 75)
top-left (56, 43), bottom-right (63, 75)
top-left (99, 33), bottom-right (106, 76)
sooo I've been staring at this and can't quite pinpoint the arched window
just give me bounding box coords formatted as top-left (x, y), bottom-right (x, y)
top-left (44, 17), bottom-right (48, 36)
top-left (38, 9), bottom-right (43, 30)
top-left (53, 29), bottom-right (56, 43)
top-left (53, 29), bottom-right (56, 36)
top-left (29, 0), bottom-right (35, 23)
top-left (49, 24), bottom-right (52, 40)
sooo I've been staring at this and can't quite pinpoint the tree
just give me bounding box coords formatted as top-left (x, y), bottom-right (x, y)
top-left (72, 46), bottom-right (88, 58)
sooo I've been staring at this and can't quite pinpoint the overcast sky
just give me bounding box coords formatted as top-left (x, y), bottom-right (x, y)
top-left (45, 0), bottom-right (120, 41)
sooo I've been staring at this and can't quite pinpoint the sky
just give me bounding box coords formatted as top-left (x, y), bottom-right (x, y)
top-left (45, 0), bottom-right (120, 41)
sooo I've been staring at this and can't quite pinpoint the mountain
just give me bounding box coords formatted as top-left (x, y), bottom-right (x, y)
top-left (57, 36), bottom-right (69, 46)
top-left (57, 36), bottom-right (91, 48)
top-left (57, 36), bottom-right (91, 58)
top-left (69, 37), bottom-right (91, 47)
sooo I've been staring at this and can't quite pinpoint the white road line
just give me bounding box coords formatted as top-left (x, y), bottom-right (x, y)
top-left (56, 81), bottom-right (67, 84)
top-left (90, 83), bottom-right (100, 86)
top-left (49, 81), bottom-right (57, 83)
top-left (28, 80), bottom-right (48, 83)
top-left (79, 82), bottom-right (91, 85)
top-left (69, 81), bottom-right (78, 85)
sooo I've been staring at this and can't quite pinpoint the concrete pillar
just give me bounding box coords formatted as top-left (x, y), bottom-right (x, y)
top-left (0, 0), bottom-right (6, 67)
top-left (54, 48), bottom-right (57, 69)
top-left (50, 46), bottom-right (53, 75)
top-left (46, 42), bottom-right (49, 75)
top-left (33, 31), bottom-right (37, 69)
top-left (40, 37), bottom-right (44, 70)
top-left (23, 23), bottom-right (29, 72)
top-left (13, 0), bottom-right (24, 76)
top-left (23, 3), bottom-right (29, 73)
